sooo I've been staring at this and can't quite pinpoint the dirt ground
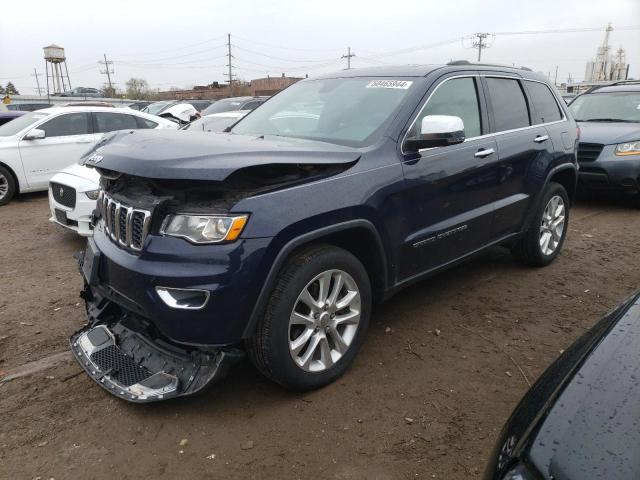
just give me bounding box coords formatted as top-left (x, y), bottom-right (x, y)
top-left (1, 192), bottom-right (639, 480)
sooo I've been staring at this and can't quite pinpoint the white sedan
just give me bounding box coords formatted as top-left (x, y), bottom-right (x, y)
top-left (0, 106), bottom-right (177, 206)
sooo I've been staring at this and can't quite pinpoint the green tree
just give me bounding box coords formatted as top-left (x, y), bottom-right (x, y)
top-left (125, 78), bottom-right (149, 100)
top-left (0, 84), bottom-right (5, 95)
top-left (5, 82), bottom-right (19, 95)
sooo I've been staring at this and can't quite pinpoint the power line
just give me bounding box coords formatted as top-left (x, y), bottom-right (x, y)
top-left (118, 45), bottom-right (227, 64)
top-left (232, 44), bottom-right (336, 63)
top-left (113, 34), bottom-right (228, 57)
top-left (231, 34), bottom-right (345, 53)
top-left (31, 68), bottom-right (44, 95)
top-left (99, 54), bottom-right (114, 91)
top-left (341, 47), bottom-right (355, 69)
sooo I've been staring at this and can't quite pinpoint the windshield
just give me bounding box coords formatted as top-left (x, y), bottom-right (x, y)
top-left (0, 112), bottom-right (49, 137)
top-left (569, 92), bottom-right (640, 123)
top-left (202, 99), bottom-right (244, 115)
top-left (231, 78), bottom-right (415, 147)
top-left (144, 101), bottom-right (175, 115)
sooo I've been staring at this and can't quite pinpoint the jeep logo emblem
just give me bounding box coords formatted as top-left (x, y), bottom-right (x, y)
top-left (87, 153), bottom-right (103, 164)
top-left (59, 187), bottom-right (64, 197)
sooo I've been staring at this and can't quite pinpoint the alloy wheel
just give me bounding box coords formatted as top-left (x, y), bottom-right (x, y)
top-left (0, 173), bottom-right (8, 200)
top-left (539, 195), bottom-right (566, 255)
top-left (288, 269), bottom-right (361, 372)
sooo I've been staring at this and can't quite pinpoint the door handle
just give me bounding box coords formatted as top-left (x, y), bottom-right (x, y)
top-left (474, 148), bottom-right (495, 158)
top-left (534, 135), bottom-right (549, 143)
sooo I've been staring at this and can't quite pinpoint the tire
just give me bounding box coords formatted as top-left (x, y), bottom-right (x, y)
top-left (511, 182), bottom-right (570, 267)
top-left (0, 165), bottom-right (16, 206)
top-left (246, 244), bottom-right (372, 391)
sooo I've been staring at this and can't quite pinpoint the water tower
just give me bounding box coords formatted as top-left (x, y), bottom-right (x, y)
top-left (43, 44), bottom-right (72, 96)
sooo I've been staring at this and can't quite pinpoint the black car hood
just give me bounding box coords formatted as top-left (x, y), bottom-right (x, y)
top-left (578, 122), bottom-right (640, 145)
top-left (82, 130), bottom-right (361, 181)
top-left (529, 296), bottom-right (640, 479)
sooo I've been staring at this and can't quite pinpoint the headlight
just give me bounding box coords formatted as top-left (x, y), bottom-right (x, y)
top-left (615, 140), bottom-right (640, 156)
top-left (501, 463), bottom-right (537, 480)
top-left (84, 189), bottom-right (100, 200)
top-left (162, 214), bottom-right (248, 244)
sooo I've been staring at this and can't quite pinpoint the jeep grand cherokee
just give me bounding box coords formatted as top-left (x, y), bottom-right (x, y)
top-left (71, 62), bottom-right (578, 402)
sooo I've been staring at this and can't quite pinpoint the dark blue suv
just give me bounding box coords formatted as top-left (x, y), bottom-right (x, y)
top-left (72, 63), bottom-right (578, 402)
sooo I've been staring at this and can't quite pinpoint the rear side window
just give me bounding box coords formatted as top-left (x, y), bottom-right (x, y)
top-left (242, 101), bottom-right (263, 111)
top-left (411, 77), bottom-right (482, 139)
top-left (525, 81), bottom-right (563, 124)
top-left (135, 116), bottom-right (158, 129)
top-left (486, 78), bottom-right (530, 132)
top-left (94, 112), bottom-right (138, 133)
top-left (40, 112), bottom-right (92, 137)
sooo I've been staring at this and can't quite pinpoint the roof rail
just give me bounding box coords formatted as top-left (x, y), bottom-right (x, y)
top-left (447, 60), bottom-right (532, 71)
top-left (609, 80), bottom-right (640, 86)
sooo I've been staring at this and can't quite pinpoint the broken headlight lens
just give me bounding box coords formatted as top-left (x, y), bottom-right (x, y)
top-left (162, 214), bottom-right (248, 244)
top-left (615, 140), bottom-right (640, 156)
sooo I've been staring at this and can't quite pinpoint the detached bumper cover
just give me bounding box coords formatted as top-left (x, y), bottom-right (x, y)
top-left (70, 280), bottom-right (243, 403)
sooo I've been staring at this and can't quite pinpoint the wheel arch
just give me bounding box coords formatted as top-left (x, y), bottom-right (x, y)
top-left (242, 220), bottom-right (388, 339)
top-left (548, 165), bottom-right (577, 205)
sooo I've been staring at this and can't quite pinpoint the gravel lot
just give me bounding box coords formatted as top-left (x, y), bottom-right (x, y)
top-left (1, 192), bottom-right (639, 479)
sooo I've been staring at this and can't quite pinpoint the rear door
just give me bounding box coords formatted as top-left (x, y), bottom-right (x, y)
top-left (482, 76), bottom-right (555, 239)
top-left (18, 112), bottom-right (97, 188)
top-left (398, 74), bottom-right (500, 280)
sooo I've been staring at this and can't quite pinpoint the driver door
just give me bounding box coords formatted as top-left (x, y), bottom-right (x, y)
top-left (18, 112), bottom-right (96, 188)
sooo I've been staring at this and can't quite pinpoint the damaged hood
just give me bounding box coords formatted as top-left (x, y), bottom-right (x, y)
top-left (82, 130), bottom-right (361, 181)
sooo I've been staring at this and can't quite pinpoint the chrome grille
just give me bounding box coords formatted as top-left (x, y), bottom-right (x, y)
top-left (99, 192), bottom-right (151, 251)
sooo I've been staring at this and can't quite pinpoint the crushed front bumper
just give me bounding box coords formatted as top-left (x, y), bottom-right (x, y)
top-left (71, 250), bottom-right (243, 403)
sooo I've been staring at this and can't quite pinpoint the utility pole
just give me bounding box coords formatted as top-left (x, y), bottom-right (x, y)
top-left (32, 68), bottom-right (44, 96)
top-left (554, 65), bottom-right (559, 86)
top-left (225, 33), bottom-right (235, 97)
top-left (471, 33), bottom-right (490, 62)
top-left (99, 54), bottom-right (114, 94)
top-left (341, 47), bottom-right (355, 69)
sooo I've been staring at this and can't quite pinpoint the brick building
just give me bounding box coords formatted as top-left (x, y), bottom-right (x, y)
top-left (250, 75), bottom-right (304, 96)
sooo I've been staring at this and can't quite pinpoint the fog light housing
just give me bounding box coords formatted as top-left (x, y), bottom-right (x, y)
top-left (156, 287), bottom-right (210, 310)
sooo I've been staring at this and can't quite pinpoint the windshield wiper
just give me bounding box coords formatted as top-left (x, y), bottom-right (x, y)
top-left (578, 118), bottom-right (633, 123)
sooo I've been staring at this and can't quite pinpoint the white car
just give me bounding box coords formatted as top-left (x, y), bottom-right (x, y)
top-left (0, 106), bottom-right (177, 206)
top-left (182, 110), bottom-right (250, 132)
top-left (48, 163), bottom-right (100, 236)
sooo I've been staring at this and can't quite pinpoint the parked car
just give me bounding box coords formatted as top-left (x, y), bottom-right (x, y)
top-left (0, 106), bottom-right (177, 206)
top-left (48, 110), bottom-right (178, 234)
top-left (63, 101), bottom-right (115, 108)
top-left (142, 99), bottom-right (212, 116)
top-left (181, 110), bottom-right (250, 132)
top-left (71, 63), bottom-right (578, 403)
top-left (568, 80), bottom-right (640, 206)
top-left (57, 87), bottom-right (102, 98)
top-left (201, 96), bottom-right (268, 115)
top-left (6, 103), bottom-right (52, 112)
top-left (122, 101), bottom-right (153, 111)
top-left (484, 291), bottom-right (640, 480)
top-left (0, 111), bottom-right (26, 127)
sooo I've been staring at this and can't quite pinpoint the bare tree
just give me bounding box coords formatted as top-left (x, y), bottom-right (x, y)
top-left (125, 78), bottom-right (150, 100)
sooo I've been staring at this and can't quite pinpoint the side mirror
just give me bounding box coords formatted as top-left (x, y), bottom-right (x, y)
top-left (405, 115), bottom-right (465, 152)
top-left (24, 128), bottom-right (45, 140)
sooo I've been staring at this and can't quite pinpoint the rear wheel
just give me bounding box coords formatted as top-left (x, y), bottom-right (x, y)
top-left (247, 245), bottom-right (371, 391)
top-left (0, 165), bottom-right (16, 206)
top-left (511, 182), bottom-right (569, 266)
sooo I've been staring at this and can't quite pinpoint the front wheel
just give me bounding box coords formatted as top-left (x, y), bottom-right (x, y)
top-left (246, 245), bottom-right (372, 391)
top-left (0, 165), bottom-right (16, 206)
top-left (511, 182), bottom-right (570, 267)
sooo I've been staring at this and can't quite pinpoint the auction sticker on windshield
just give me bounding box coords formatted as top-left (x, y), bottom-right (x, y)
top-left (366, 80), bottom-right (413, 89)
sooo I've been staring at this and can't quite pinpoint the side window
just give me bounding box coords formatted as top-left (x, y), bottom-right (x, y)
top-left (410, 77), bottom-right (482, 139)
top-left (135, 116), bottom-right (158, 129)
top-left (525, 81), bottom-right (563, 124)
top-left (242, 101), bottom-right (261, 111)
top-left (94, 112), bottom-right (138, 133)
top-left (485, 78), bottom-right (530, 131)
top-left (39, 113), bottom-right (92, 137)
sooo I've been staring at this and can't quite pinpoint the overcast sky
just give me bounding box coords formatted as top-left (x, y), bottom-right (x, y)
top-left (1, 0), bottom-right (638, 95)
